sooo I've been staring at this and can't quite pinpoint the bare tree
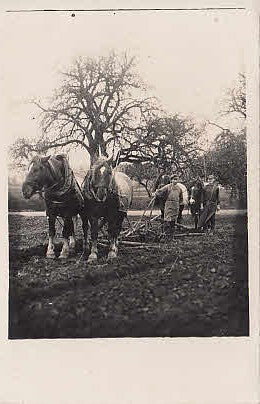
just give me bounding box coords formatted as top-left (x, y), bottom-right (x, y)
top-left (221, 73), bottom-right (246, 119)
top-left (122, 162), bottom-right (158, 196)
top-left (205, 73), bottom-right (247, 205)
top-left (118, 114), bottom-right (203, 180)
top-left (207, 129), bottom-right (247, 205)
top-left (11, 52), bottom-right (157, 165)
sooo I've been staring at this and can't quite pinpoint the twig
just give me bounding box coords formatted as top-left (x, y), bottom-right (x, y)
top-left (75, 252), bottom-right (84, 265)
top-left (168, 257), bottom-right (178, 273)
top-left (173, 233), bottom-right (204, 237)
top-left (175, 222), bottom-right (193, 230)
top-left (150, 214), bottom-right (161, 222)
top-left (123, 199), bottom-right (155, 237)
top-left (99, 239), bottom-right (144, 247)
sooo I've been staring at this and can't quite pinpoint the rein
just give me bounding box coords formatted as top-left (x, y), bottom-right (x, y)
top-left (89, 172), bottom-right (115, 202)
top-left (84, 162), bottom-right (115, 203)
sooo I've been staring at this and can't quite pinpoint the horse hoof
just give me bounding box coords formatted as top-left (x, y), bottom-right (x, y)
top-left (58, 253), bottom-right (69, 260)
top-left (46, 252), bottom-right (55, 259)
top-left (107, 251), bottom-right (117, 261)
top-left (87, 254), bottom-right (97, 263)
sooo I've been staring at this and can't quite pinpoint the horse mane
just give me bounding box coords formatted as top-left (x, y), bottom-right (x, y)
top-left (37, 154), bottom-right (71, 196)
top-left (89, 158), bottom-right (112, 182)
top-left (91, 157), bottom-right (111, 170)
top-left (29, 155), bottom-right (42, 166)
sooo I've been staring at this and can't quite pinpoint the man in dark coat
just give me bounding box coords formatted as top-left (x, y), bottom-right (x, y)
top-left (197, 174), bottom-right (220, 232)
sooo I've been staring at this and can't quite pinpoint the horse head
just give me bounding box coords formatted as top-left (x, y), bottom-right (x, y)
top-left (161, 175), bottom-right (171, 186)
top-left (22, 155), bottom-right (64, 199)
top-left (194, 177), bottom-right (204, 190)
top-left (89, 158), bottom-right (113, 202)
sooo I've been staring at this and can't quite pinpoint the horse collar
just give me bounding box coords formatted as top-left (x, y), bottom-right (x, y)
top-left (44, 157), bottom-right (64, 192)
top-left (47, 158), bottom-right (62, 181)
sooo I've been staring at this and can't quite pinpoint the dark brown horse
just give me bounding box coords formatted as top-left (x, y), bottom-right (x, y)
top-left (188, 178), bottom-right (204, 229)
top-left (82, 158), bottom-right (133, 262)
top-left (22, 155), bottom-right (84, 259)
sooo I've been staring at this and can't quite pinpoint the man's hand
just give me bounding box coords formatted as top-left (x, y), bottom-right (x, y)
top-left (216, 204), bottom-right (221, 211)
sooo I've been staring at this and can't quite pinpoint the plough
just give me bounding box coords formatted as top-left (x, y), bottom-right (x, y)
top-left (98, 197), bottom-right (204, 246)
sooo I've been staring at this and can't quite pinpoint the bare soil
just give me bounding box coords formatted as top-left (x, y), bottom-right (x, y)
top-left (8, 213), bottom-right (249, 338)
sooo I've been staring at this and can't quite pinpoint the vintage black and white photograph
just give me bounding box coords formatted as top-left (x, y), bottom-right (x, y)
top-left (6, 7), bottom-right (249, 339)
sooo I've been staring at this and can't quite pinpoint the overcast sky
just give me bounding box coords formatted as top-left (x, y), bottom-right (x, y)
top-left (3, 9), bottom-right (248, 168)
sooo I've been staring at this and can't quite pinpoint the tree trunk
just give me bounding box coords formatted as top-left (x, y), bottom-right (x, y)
top-left (90, 151), bottom-right (100, 166)
top-left (89, 141), bottom-right (101, 166)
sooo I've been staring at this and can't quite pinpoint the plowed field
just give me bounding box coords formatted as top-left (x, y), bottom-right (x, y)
top-left (9, 212), bottom-right (249, 338)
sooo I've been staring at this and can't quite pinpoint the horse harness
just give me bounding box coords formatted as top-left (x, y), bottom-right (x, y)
top-left (83, 168), bottom-right (129, 212)
top-left (43, 156), bottom-right (84, 215)
top-left (83, 168), bottom-right (117, 202)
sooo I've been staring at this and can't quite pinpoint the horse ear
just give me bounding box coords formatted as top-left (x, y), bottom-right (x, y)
top-left (55, 153), bottom-right (66, 161)
top-left (41, 156), bottom-right (50, 164)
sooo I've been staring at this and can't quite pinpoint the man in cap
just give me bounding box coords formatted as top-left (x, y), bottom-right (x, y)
top-left (154, 173), bottom-right (183, 239)
top-left (197, 174), bottom-right (220, 232)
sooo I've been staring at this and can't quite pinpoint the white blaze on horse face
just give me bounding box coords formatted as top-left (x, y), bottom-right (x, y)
top-left (28, 163), bottom-right (34, 173)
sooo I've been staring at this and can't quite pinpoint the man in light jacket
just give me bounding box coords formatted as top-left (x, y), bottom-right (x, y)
top-left (176, 181), bottom-right (188, 224)
top-left (154, 174), bottom-right (183, 238)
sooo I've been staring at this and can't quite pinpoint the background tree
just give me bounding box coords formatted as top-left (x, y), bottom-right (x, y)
top-left (11, 52), bottom-right (157, 165)
top-left (118, 114), bottom-right (203, 182)
top-left (220, 73), bottom-right (246, 119)
top-left (205, 73), bottom-right (247, 206)
top-left (121, 162), bottom-right (158, 197)
top-left (207, 129), bottom-right (247, 205)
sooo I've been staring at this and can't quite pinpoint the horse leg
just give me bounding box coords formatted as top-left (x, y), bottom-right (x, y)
top-left (194, 213), bottom-right (198, 230)
top-left (87, 217), bottom-right (98, 262)
top-left (107, 213), bottom-right (124, 260)
top-left (59, 217), bottom-right (71, 259)
top-left (69, 217), bottom-right (76, 251)
top-left (81, 214), bottom-right (89, 254)
top-left (46, 215), bottom-right (56, 258)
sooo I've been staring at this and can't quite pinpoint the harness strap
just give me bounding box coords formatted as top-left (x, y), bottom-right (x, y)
top-left (44, 156), bottom-right (84, 208)
top-left (48, 157), bottom-right (63, 182)
top-left (43, 157), bottom-right (64, 193)
top-left (86, 168), bottom-right (115, 202)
